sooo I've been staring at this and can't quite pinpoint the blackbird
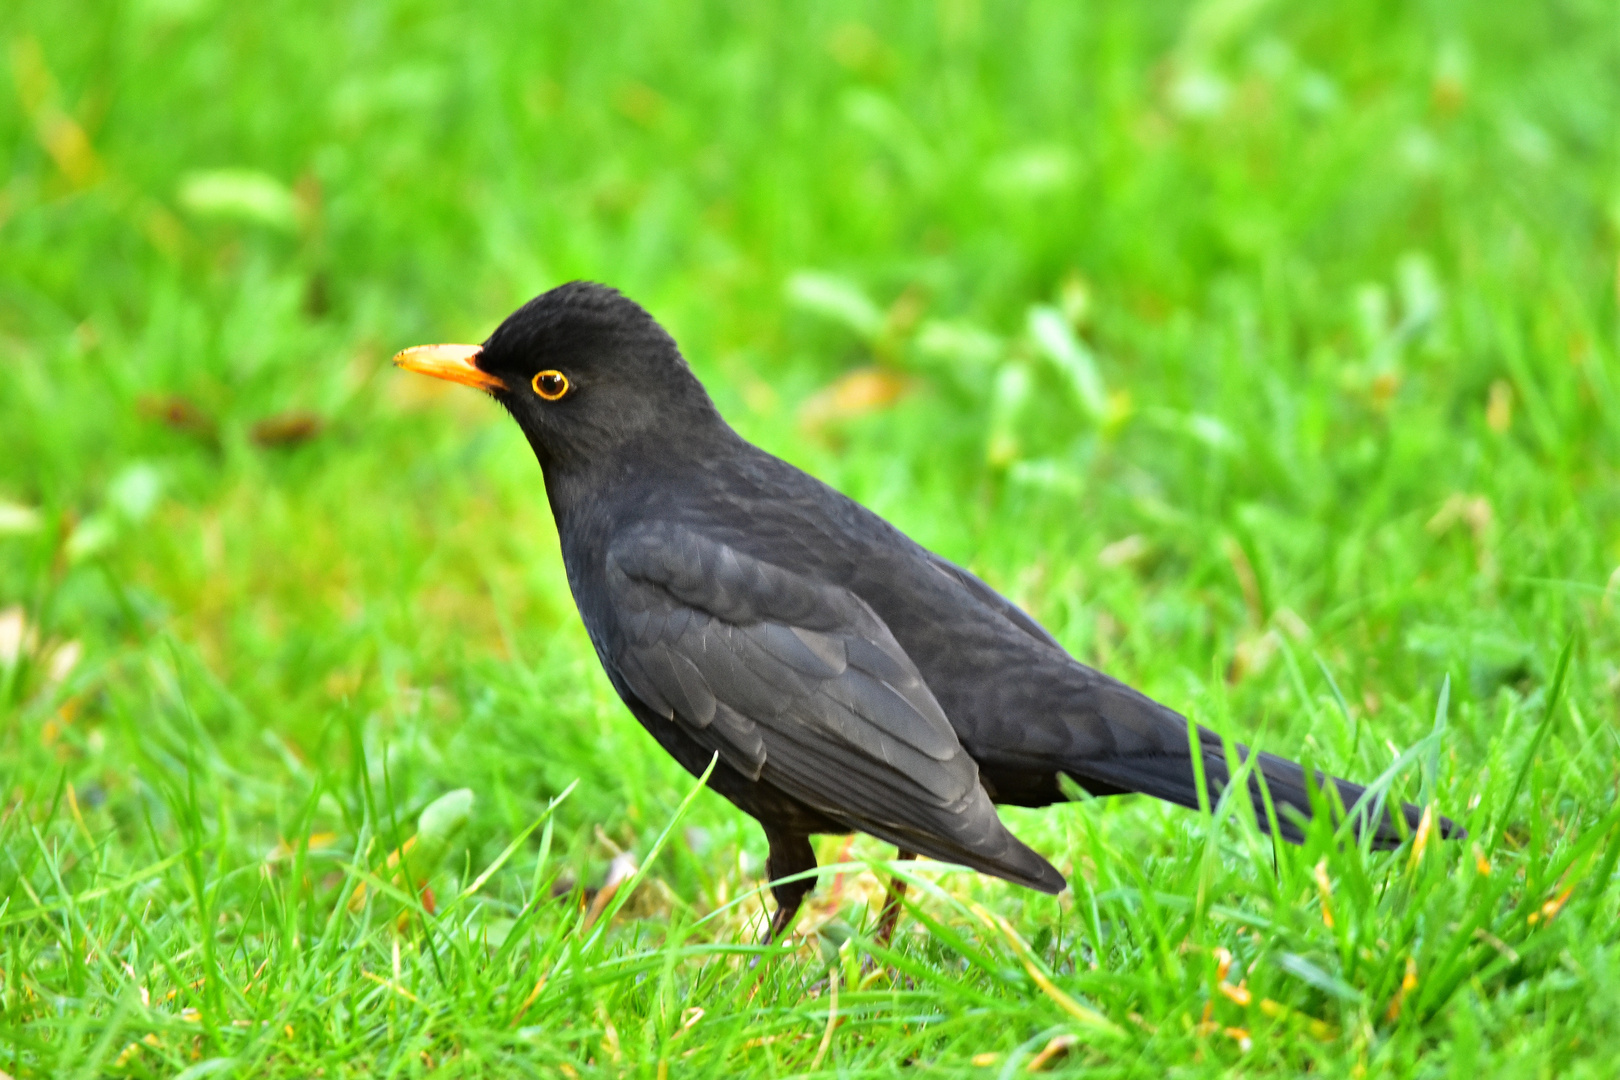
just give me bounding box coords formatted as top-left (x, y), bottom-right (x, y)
top-left (395, 282), bottom-right (1457, 942)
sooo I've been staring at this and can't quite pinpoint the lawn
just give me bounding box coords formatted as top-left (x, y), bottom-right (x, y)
top-left (3, 0), bottom-right (1619, 1075)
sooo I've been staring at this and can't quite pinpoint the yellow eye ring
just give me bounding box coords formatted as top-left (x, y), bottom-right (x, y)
top-left (532, 369), bottom-right (570, 400)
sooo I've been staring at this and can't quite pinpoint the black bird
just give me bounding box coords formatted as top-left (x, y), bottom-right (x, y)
top-left (395, 282), bottom-right (1456, 942)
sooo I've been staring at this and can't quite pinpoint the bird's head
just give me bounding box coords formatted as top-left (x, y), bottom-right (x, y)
top-left (393, 281), bottom-right (723, 466)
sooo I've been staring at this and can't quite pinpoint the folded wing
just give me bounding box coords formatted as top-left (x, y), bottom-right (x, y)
top-left (605, 523), bottom-right (1063, 893)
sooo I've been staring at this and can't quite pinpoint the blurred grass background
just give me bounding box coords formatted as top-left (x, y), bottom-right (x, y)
top-left (3, 0), bottom-right (1619, 1075)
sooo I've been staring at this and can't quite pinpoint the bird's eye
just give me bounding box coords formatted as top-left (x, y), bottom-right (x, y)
top-left (532, 370), bottom-right (570, 401)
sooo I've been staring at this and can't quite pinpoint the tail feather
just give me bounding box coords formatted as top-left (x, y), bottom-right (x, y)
top-left (1063, 730), bottom-right (1462, 849)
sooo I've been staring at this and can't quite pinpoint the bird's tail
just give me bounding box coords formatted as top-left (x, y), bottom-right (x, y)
top-left (1203, 737), bottom-right (1461, 848)
top-left (1058, 686), bottom-right (1462, 848)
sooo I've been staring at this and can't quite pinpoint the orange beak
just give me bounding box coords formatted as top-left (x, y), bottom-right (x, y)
top-left (392, 343), bottom-right (508, 393)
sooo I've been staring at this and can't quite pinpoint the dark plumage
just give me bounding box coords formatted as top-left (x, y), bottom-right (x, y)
top-left (395, 281), bottom-right (1459, 941)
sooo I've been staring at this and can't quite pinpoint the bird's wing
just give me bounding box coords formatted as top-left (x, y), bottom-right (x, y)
top-left (604, 522), bottom-right (1063, 892)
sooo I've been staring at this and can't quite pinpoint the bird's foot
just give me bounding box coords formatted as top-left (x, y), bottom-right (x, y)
top-left (873, 850), bottom-right (917, 947)
top-left (761, 903), bottom-right (798, 947)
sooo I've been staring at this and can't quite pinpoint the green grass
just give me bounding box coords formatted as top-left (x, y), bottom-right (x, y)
top-left (3, 0), bottom-right (1619, 1074)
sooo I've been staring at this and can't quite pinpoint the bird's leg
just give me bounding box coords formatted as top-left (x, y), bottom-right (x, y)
top-left (875, 850), bottom-right (918, 946)
top-left (761, 829), bottom-right (817, 945)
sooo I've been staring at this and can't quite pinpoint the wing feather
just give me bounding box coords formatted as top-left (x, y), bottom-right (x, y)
top-left (603, 523), bottom-right (1063, 892)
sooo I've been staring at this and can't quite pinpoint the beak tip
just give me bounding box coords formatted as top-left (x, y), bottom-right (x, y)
top-left (391, 343), bottom-right (502, 392)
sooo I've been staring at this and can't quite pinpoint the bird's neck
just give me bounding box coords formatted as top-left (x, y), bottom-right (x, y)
top-left (537, 421), bottom-right (741, 539)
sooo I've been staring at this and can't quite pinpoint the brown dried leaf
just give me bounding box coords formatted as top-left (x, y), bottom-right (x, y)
top-left (252, 411), bottom-right (324, 447)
